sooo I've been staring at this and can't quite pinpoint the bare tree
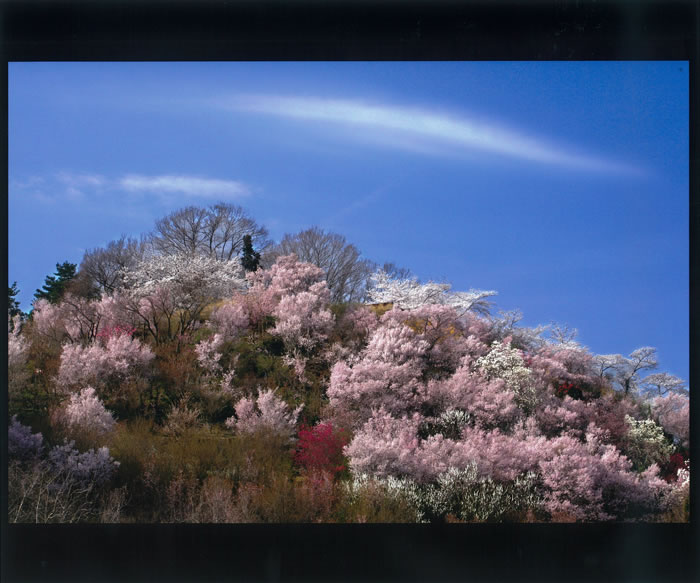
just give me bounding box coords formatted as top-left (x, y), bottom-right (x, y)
top-left (151, 203), bottom-right (271, 261)
top-left (272, 227), bottom-right (376, 303)
top-left (80, 235), bottom-right (149, 294)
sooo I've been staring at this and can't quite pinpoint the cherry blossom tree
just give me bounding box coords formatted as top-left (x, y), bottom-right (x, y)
top-left (596, 347), bottom-right (658, 395)
top-left (640, 372), bottom-right (687, 397)
top-left (327, 319), bottom-right (429, 427)
top-left (272, 282), bottom-right (334, 353)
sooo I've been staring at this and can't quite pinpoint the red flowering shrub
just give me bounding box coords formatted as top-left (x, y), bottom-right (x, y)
top-left (662, 452), bottom-right (688, 483)
top-left (295, 422), bottom-right (349, 477)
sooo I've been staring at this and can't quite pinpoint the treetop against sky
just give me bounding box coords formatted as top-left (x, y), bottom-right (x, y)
top-left (8, 61), bottom-right (689, 380)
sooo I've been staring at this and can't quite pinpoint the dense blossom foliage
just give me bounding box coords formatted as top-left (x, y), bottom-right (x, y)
top-left (59, 387), bottom-right (116, 435)
top-left (57, 333), bottom-right (155, 391)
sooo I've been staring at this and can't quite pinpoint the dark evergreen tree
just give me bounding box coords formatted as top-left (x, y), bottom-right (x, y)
top-left (240, 234), bottom-right (261, 272)
top-left (8, 281), bottom-right (23, 321)
top-left (34, 261), bottom-right (77, 304)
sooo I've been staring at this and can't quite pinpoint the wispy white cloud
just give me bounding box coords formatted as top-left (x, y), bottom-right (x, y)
top-left (11, 172), bottom-right (252, 205)
top-left (55, 171), bottom-right (106, 188)
top-left (225, 95), bottom-right (639, 174)
top-left (119, 174), bottom-right (250, 199)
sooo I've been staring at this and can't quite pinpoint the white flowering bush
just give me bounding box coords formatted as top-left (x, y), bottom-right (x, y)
top-left (60, 387), bottom-right (116, 436)
top-left (624, 415), bottom-right (673, 471)
top-left (475, 340), bottom-right (536, 411)
top-left (367, 270), bottom-right (497, 315)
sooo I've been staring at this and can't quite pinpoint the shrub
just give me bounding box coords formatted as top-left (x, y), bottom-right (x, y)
top-left (295, 422), bottom-right (349, 477)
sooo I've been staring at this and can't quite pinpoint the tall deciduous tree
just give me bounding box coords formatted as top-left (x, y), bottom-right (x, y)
top-left (151, 203), bottom-right (271, 261)
top-left (34, 262), bottom-right (77, 304)
top-left (80, 235), bottom-right (149, 294)
top-left (271, 227), bottom-right (375, 303)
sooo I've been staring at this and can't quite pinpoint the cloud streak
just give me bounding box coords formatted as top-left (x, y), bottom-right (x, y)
top-left (226, 95), bottom-right (638, 174)
top-left (120, 174), bottom-right (250, 199)
top-left (12, 172), bottom-right (251, 205)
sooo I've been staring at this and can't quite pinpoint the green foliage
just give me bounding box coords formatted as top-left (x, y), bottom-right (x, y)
top-left (34, 261), bottom-right (77, 304)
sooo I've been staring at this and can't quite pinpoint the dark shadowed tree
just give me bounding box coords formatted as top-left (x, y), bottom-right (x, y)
top-left (151, 203), bottom-right (271, 261)
top-left (240, 234), bottom-right (261, 272)
top-left (8, 282), bottom-right (23, 321)
top-left (34, 262), bottom-right (77, 304)
top-left (271, 227), bottom-right (376, 303)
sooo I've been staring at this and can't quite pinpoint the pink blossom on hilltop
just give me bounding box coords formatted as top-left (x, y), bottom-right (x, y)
top-left (534, 395), bottom-right (589, 438)
top-left (461, 312), bottom-right (493, 344)
top-left (60, 386), bottom-right (116, 435)
top-left (248, 254), bottom-right (326, 298)
top-left (31, 299), bottom-right (68, 342)
top-left (327, 321), bottom-right (429, 427)
top-left (426, 360), bottom-right (519, 429)
top-left (272, 283), bottom-right (334, 351)
top-left (651, 393), bottom-right (689, 448)
top-left (32, 294), bottom-right (118, 344)
top-left (210, 301), bottom-right (249, 340)
top-left (225, 389), bottom-right (303, 438)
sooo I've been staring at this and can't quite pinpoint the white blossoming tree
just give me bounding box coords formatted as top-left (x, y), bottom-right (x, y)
top-left (366, 270), bottom-right (497, 316)
top-left (119, 253), bottom-right (247, 342)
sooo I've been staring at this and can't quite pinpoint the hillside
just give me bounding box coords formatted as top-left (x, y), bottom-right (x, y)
top-left (7, 253), bottom-right (689, 523)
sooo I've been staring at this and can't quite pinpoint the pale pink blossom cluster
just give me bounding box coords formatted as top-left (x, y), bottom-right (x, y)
top-left (195, 333), bottom-right (225, 374)
top-left (59, 387), bottom-right (116, 435)
top-left (225, 389), bottom-right (303, 438)
top-left (651, 393), bottom-right (689, 448)
top-left (57, 334), bottom-right (154, 391)
top-left (272, 282), bottom-right (334, 351)
top-left (8, 314), bottom-right (28, 369)
top-left (210, 301), bottom-right (249, 340)
top-left (327, 319), bottom-right (429, 427)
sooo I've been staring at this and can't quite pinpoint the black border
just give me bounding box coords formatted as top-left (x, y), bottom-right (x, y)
top-left (2, 1), bottom-right (698, 582)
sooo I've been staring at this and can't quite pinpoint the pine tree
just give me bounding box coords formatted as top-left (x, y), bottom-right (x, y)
top-left (8, 281), bottom-right (23, 321)
top-left (34, 262), bottom-right (77, 304)
top-left (240, 234), bottom-right (261, 272)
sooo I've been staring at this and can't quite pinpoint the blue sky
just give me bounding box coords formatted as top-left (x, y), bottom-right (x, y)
top-left (8, 61), bottom-right (689, 381)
